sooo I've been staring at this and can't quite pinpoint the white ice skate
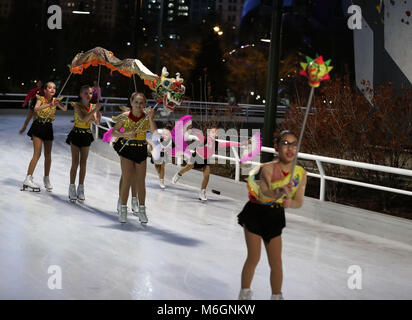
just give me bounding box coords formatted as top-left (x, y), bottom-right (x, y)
top-left (137, 205), bottom-right (148, 224)
top-left (77, 184), bottom-right (85, 202)
top-left (159, 179), bottom-right (165, 189)
top-left (119, 205), bottom-right (127, 223)
top-left (199, 189), bottom-right (207, 201)
top-left (117, 197), bottom-right (121, 214)
top-left (131, 197), bottom-right (139, 214)
top-left (43, 176), bottom-right (53, 192)
top-left (22, 175), bottom-right (40, 192)
top-left (271, 293), bottom-right (284, 300)
top-left (172, 172), bottom-right (181, 184)
top-left (69, 184), bottom-right (77, 202)
top-left (238, 288), bottom-right (252, 300)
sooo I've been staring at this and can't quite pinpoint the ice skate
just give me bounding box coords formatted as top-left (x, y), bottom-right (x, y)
top-left (77, 184), bottom-right (85, 202)
top-left (117, 197), bottom-right (121, 214)
top-left (43, 176), bottom-right (53, 192)
top-left (22, 175), bottom-right (40, 192)
top-left (69, 184), bottom-right (77, 202)
top-left (199, 189), bottom-right (207, 201)
top-left (131, 197), bottom-right (139, 214)
top-left (159, 179), bottom-right (165, 189)
top-left (137, 205), bottom-right (148, 224)
top-left (238, 288), bottom-right (252, 300)
top-left (119, 205), bottom-right (127, 223)
top-left (172, 172), bottom-right (181, 184)
top-left (271, 293), bottom-right (284, 300)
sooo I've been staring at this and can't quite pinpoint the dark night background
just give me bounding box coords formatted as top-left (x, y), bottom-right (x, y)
top-left (0, 0), bottom-right (355, 101)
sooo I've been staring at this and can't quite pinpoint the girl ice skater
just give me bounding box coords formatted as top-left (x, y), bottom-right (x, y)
top-left (66, 85), bottom-right (102, 202)
top-left (112, 92), bottom-right (157, 224)
top-left (22, 82), bottom-right (67, 191)
top-left (172, 127), bottom-right (244, 201)
top-left (237, 130), bottom-right (307, 300)
top-left (105, 110), bottom-right (141, 214)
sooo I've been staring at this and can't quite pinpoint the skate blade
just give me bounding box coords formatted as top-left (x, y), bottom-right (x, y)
top-left (21, 185), bottom-right (40, 192)
top-left (45, 188), bottom-right (52, 192)
top-left (69, 199), bottom-right (77, 203)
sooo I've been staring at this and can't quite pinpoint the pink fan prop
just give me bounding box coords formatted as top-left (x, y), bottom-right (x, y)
top-left (240, 132), bottom-right (262, 163)
top-left (103, 127), bottom-right (124, 143)
top-left (171, 115), bottom-right (193, 160)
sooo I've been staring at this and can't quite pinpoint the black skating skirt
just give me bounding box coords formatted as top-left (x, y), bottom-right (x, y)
top-left (27, 119), bottom-right (54, 141)
top-left (238, 201), bottom-right (286, 243)
top-left (66, 127), bottom-right (94, 148)
top-left (189, 152), bottom-right (209, 169)
top-left (113, 138), bottom-right (148, 164)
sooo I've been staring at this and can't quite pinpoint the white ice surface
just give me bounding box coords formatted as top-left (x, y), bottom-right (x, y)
top-left (0, 113), bottom-right (411, 300)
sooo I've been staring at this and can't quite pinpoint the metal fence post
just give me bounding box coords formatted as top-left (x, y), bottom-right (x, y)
top-left (316, 160), bottom-right (326, 201)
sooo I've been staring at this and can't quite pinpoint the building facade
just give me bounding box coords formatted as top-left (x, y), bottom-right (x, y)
top-left (215, 0), bottom-right (244, 27)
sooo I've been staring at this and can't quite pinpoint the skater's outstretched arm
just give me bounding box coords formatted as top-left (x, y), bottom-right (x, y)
top-left (74, 104), bottom-right (101, 122)
top-left (19, 109), bottom-right (34, 134)
top-left (55, 100), bottom-right (67, 111)
top-left (145, 107), bottom-right (157, 134)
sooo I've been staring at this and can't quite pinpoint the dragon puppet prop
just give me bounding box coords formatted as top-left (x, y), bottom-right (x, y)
top-left (69, 46), bottom-right (158, 81)
top-left (145, 67), bottom-right (186, 116)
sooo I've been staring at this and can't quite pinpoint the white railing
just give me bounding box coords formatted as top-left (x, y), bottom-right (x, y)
top-left (93, 116), bottom-right (412, 202)
top-left (0, 92), bottom-right (288, 121)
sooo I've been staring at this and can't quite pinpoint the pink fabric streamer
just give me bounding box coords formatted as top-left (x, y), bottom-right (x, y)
top-left (240, 132), bottom-right (262, 163)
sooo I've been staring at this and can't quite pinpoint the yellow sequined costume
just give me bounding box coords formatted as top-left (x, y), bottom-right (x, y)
top-left (65, 102), bottom-right (96, 147)
top-left (238, 164), bottom-right (306, 243)
top-left (112, 110), bottom-right (150, 163)
top-left (247, 164), bottom-right (306, 205)
top-left (34, 94), bottom-right (58, 122)
top-left (26, 94), bottom-right (61, 141)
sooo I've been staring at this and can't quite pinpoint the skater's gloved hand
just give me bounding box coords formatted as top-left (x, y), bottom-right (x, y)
top-left (146, 107), bottom-right (154, 119)
top-left (275, 183), bottom-right (293, 199)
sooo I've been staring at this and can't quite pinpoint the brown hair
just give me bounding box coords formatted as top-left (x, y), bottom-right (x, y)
top-left (80, 85), bottom-right (92, 93)
top-left (44, 82), bottom-right (56, 89)
top-left (130, 92), bottom-right (146, 103)
top-left (275, 130), bottom-right (298, 146)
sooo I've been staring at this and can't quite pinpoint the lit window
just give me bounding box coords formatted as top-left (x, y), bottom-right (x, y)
top-left (178, 6), bottom-right (188, 10)
top-left (168, 3), bottom-right (174, 8)
top-left (168, 9), bottom-right (174, 14)
top-left (167, 17), bottom-right (173, 21)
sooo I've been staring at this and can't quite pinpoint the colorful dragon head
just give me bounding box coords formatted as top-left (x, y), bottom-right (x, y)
top-left (146, 67), bottom-right (186, 116)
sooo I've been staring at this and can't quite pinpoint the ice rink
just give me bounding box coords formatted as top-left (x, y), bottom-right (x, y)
top-left (1, 112), bottom-right (412, 299)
